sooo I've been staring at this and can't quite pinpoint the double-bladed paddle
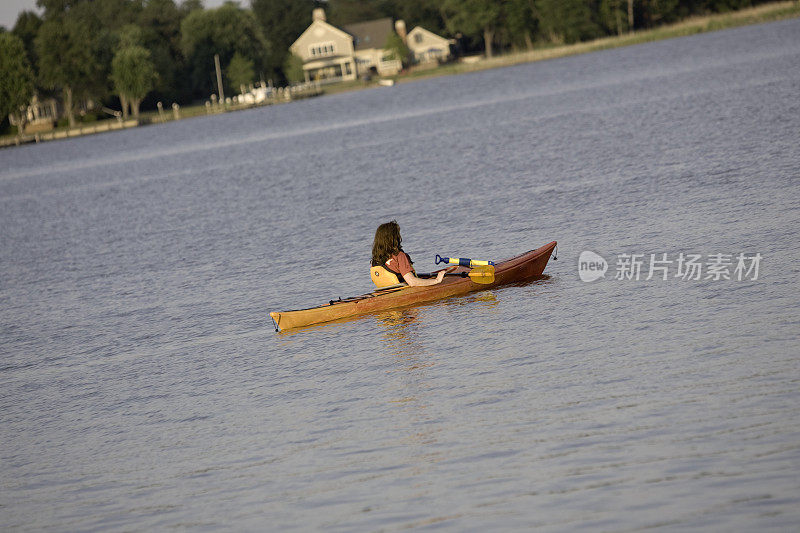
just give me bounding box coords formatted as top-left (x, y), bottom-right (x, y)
top-left (434, 255), bottom-right (495, 284)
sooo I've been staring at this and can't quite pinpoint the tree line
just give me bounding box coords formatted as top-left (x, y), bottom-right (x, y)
top-left (1, 0), bottom-right (777, 133)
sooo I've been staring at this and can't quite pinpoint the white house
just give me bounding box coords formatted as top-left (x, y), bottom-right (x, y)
top-left (342, 18), bottom-right (402, 78)
top-left (406, 26), bottom-right (454, 64)
top-left (290, 9), bottom-right (402, 84)
top-left (8, 94), bottom-right (59, 134)
top-left (289, 9), bottom-right (358, 83)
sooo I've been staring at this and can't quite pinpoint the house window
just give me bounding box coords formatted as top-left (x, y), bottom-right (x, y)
top-left (309, 42), bottom-right (336, 58)
top-left (414, 33), bottom-right (423, 44)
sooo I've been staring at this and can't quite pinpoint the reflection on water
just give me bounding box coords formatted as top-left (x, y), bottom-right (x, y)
top-left (377, 308), bottom-right (427, 362)
top-left (374, 275), bottom-right (558, 485)
top-left (504, 274), bottom-right (552, 290)
top-left (375, 288), bottom-right (507, 360)
top-left (440, 290), bottom-right (500, 312)
top-left (378, 308), bottom-right (445, 480)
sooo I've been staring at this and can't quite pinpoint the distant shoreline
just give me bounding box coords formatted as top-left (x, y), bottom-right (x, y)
top-left (376, 1), bottom-right (800, 89)
top-left (3, 0), bottom-right (798, 149)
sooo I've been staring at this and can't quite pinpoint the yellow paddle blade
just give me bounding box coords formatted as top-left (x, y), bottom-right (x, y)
top-left (468, 265), bottom-right (495, 284)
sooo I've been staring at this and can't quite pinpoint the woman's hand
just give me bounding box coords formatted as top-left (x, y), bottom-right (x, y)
top-left (404, 266), bottom-right (457, 286)
top-left (435, 266), bottom-right (458, 283)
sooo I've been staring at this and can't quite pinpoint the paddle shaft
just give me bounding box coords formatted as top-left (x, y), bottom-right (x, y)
top-left (419, 271), bottom-right (471, 278)
top-left (421, 266), bottom-right (494, 284)
top-left (435, 255), bottom-right (495, 267)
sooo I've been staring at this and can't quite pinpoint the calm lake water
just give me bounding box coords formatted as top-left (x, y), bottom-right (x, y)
top-left (2, 18), bottom-right (799, 531)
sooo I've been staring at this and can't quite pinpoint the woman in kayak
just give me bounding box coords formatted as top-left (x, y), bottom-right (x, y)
top-left (371, 220), bottom-right (448, 286)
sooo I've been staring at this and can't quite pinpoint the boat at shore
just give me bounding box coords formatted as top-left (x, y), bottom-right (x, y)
top-left (270, 241), bottom-right (557, 331)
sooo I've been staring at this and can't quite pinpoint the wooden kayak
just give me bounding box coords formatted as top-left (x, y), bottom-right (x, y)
top-left (270, 241), bottom-right (557, 331)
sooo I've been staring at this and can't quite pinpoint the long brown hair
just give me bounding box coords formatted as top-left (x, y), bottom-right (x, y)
top-left (371, 220), bottom-right (403, 266)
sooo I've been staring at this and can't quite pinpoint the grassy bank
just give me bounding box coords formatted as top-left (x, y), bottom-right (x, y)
top-left (3, 1), bottom-right (798, 148)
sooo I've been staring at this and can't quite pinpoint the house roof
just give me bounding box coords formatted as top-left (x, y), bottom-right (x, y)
top-left (290, 19), bottom-right (353, 55)
top-left (409, 26), bottom-right (451, 44)
top-left (343, 17), bottom-right (394, 51)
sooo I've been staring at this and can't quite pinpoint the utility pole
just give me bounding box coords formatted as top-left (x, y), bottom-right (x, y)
top-left (214, 54), bottom-right (225, 104)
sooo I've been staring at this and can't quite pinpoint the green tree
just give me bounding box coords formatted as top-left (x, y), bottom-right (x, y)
top-left (534, 0), bottom-right (602, 44)
top-left (90, 0), bottom-right (141, 29)
top-left (327, 0), bottom-right (397, 26)
top-left (179, 0), bottom-right (203, 16)
top-left (180, 3), bottom-right (270, 99)
top-left (251, 0), bottom-right (316, 83)
top-left (118, 23), bottom-right (145, 48)
top-left (12, 11), bottom-right (43, 75)
top-left (598, 0), bottom-right (629, 35)
top-left (397, 0), bottom-right (446, 37)
top-left (226, 52), bottom-right (255, 93)
top-left (641, 0), bottom-right (681, 28)
top-left (37, 0), bottom-right (139, 26)
top-left (36, 0), bottom-right (82, 17)
top-left (442, 0), bottom-right (502, 58)
top-left (504, 0), bottom-right (537, 50)
top-left (0, 33), bottom-right (35, 132)
top-left (384, 31), bottom-right (410, 66)
top-left (283, 52), bottom-right (305, 84)
top-left (32, 0), bottom-right (135, 126)
top-left (35, 13), bottom-right (104, 127)
top-left (137, 0), bottom-right (191, 104)
top-left (111, 44), bottom-right (158, 119)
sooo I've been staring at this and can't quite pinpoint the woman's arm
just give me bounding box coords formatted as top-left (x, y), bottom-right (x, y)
top-left (402, 269), bottom-right (448, 287)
